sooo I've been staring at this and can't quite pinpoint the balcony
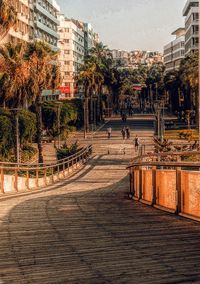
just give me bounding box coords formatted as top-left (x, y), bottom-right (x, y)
top-left (35, 3), bottom-right (60, 25)
top-left (183, 0), bottom-right (199, 16)
top-left (35, 20), bottom-right (60, 39)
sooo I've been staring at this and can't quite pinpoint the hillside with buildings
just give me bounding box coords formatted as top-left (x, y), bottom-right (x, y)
top-left (111, 49), bottom-right (163, 70)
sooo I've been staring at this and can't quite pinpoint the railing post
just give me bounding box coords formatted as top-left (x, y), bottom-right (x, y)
top-left (26, 170), bottom-right (29, 190)
top-left (129, 167), bottom-right (134, 197)
top-left (152, 166), bottom-right (157, 206)
top-left (57, 165), bottom-right (60, 180)
top-left (44, 168), bottom-right (48, 186)
top-left (62, 162), bottom-right (65, 178)
top-left (68, 162), bottom-right (70, 175)
top-left (139, 167), bottom-right (143, 200)
top-left (0, 167), bottom-right (4, 194)
top-left (51, 167), bottom-right (54, 184)
top-left (175, 168), bottom-right (182, 215)
top-left (36, 169), bottom-right (39, 188)
top-left (14, 168), bottom-right (18, 192)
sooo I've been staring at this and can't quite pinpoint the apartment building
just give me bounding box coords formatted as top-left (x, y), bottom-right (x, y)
top-left (112, 49), bottom-right (129, 66)
top-left (1, 0), bottom-right (60, 51)
top-left (164, 28), bottom-right (185, 72)
top-left (84, 23), bottom-right (99, 53)
top-left (58, 15), bottom-right (85, 99)
top-left (183, 0), bottom-right (199, 55)
top-left (1, 0), bottom-right (31, 45)
top-left (31, 0), bottom-right (60, 50)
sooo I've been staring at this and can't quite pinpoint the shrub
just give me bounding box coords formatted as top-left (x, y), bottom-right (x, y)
top-left (57, 141), bottom-right (81, 160)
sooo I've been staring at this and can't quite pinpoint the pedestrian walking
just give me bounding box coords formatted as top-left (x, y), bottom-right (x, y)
top-left (134, 135), bottom-right (140, 151)
top-left (121, 127), bottom-right (126, 140)
top-left (107, 127), bottom-right (112, 139)
top-left (126, 126), bottom-right (130, 139)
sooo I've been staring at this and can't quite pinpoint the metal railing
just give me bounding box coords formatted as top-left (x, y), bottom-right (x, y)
top-left (128, 150), bottom-right (200, 221)
top-left (0, 145), bottom-right (92, 194)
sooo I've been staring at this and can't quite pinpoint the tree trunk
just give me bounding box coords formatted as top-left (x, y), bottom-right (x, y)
top-left (12, 110), bottom-right (20, 163)
top-left (90, 95), bottom-right (93, 126)
top-left (96, 85), bottom-right (101, 122)
top-left (85, 96), bottom-right (89, 133)
top-left (35, 97), bottom-right (43, 164)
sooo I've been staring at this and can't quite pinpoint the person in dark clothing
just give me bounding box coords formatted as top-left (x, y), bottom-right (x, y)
top-left (126, 126), bottom-right (130, 139)
top-left (121, 127), bottom-right (126, 140)
top-left (134, 135), bottom-right (140, 151)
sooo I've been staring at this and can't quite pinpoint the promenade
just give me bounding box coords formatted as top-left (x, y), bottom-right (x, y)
top-left (0, 118), bottom-right (200, 283)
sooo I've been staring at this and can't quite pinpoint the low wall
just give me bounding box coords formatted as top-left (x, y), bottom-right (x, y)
top-left (0, 145), bottom-right (92, 194)
top-left (131, 167), bottom-right (200, 221)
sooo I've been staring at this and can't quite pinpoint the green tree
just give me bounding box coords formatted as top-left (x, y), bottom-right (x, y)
top-left (19, 110), bottom-right (36, 146)
top-left (0, 42), bottom-right (30, 161)
top-left (164, 70), bottom-right (181, 112)
top-left (25, 41), bottom-right (61, 163)
top-left (0, 114), bottom-right (13, 158)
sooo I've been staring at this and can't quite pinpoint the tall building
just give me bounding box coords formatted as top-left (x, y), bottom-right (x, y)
top-left (0, 0), bottom-right (31, 45)
top-left (84, 23), bottom-right (99, 53)
top-left (164, 28), bottom-right (185, 72)
top-left (58, 15), bottom-right (85, 99)
top-left (183, 0), bottom-right (199, 55)
top-left (31, 0), bottom-right (60, 51)
top-left (0, 0), bottom-right (60, 51)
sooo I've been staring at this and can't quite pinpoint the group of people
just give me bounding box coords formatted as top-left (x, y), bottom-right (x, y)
top-left (121, 126), bottom-right (130, 140)
top-left (107, 127), bottom-right (140, 151)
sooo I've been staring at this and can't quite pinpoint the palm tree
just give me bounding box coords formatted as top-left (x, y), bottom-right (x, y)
top-left (77, 60), bottom-right (104, 133)
top-left (179, 51), bottom-right (198, 114)
top-left (25, 41), bottom-right (61, 163)
top-left (88, 43), bottom-right (115, 117)
top-left (0, 0), bottom-right (17, 39)
top-left (164, 70), bottom-right (181, 113)
top-left (0, 42), bottom-right (30, 106)
top-left (0, 42), bottom-right (30, 161)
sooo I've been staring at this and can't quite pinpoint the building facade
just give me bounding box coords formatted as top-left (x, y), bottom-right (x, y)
top-left (58, 15), bottom-right (85, 99)
top-left (1, 0), bottom-right (60, 51)
top-left (31, 0), bottom-right (60, 51)
top-left (84, 23), bottom-right (99, 54)
top-left (183, 0), bottom-right (199, 55)
top-left (111, 49), bottom-right (163, 70)
top-left (164, 28), bottom-right (185, 72)
top-left (0, 0), bottom-right (31, 45)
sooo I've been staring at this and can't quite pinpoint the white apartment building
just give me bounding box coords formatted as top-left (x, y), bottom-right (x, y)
top-left (164, 28), bottom-right (185, 72)
top-left (183, 0), bottom-right (199, 55)
top-left (58, 15), bottom-right (85, 99)
top-left (1, 0), bottom-right (60, 51)
top-left (31, 0), bottom-right (60, 51)
top-left (1, 0), bottom-right (31, 45)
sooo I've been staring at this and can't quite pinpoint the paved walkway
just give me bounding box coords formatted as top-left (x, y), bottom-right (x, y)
top-left (0, 118), bottom-right (200, 283)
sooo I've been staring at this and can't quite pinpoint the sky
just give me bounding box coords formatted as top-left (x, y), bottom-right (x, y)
top-left (56, 0), bottom-right (186, 52)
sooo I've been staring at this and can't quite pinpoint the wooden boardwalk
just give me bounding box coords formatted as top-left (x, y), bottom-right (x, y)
top-left (0, 118), bottom-right (200, 283)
